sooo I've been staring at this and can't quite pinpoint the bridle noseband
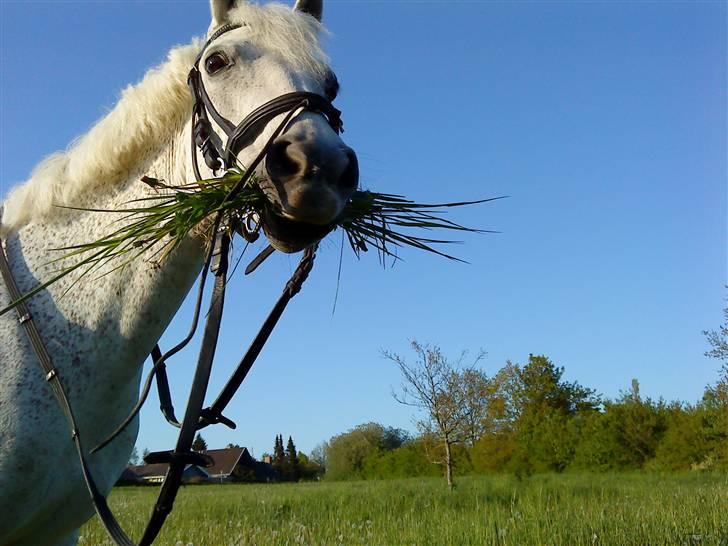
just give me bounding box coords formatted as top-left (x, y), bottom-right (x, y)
top-left (187, 22), bottom-right (343, 181)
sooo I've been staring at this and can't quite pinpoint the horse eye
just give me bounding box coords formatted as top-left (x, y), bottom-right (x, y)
top-left (205, 52), bottom-right (230, 75)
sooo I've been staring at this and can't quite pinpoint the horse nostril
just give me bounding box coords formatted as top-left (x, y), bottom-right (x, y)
top-left (338, 148), bottom-right (359, 191)
top-left (267, 138), bottom-right (359, 194)
top-left (266, 140), bottom-right (301, 181)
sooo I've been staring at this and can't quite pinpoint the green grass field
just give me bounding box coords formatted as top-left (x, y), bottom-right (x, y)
top-left (80, 473), bottom-right (727, 545)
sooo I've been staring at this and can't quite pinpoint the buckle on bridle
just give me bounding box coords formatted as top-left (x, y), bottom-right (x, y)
top-left (198, 407), bottom-right (237, 430)
top-left (237, 211), bottom-right (261, 243)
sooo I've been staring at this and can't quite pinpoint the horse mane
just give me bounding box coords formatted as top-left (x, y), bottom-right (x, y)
top-left (1, 3), bottom-right (328, 235)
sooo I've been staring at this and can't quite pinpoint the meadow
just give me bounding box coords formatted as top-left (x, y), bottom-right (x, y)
top-left (80, 473), bottom-right (727, 546)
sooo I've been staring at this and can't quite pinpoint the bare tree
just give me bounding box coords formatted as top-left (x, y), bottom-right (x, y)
top-left (384, 341), bottom-right (487, 489)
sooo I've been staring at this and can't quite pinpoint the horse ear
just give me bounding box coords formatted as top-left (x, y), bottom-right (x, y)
top-left (293, 0), bottom-right (322, 21)
top-left (210, 0), bottom-right (238, 26)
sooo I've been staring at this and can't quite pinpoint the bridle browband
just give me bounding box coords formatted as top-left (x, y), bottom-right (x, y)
top-left (0, 22), bottom-right (343, 546)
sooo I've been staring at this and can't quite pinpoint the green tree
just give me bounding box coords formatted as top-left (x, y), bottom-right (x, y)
top-left (702, 303), bottom-right (728, 467)
top-left (612, 380), bottom-right (667, 466)
top-left (571, 379), bottom-right (667, 471)
top-left (569, 410), bottom-right (614, 471)
top-left (128, 446), bottom-right (140, 466)
top-left (699, 373), bottom-right (728, 468)
top-left (297, 452), bottom-right (325, 480)
top-left (506, 355), bottom-right (599, 475)
top-left (457, 367), bottom-right (491, 446)
top-left (362, 439), bottom-right (441, 479)
top-left (192, 433), bottom-right (208, 452)
top-left (272, 434), bottom-right (285, 477)
top-left (325, 422), bottom-right (407, 480)
top-left (471, 431), bottom-right (517, 473)
top-left (285, 436), bottom-right (300, 481)
top-left (470, 361), bottom-right (520, 473)
top-left (650, 402), bottom-right (712, 471)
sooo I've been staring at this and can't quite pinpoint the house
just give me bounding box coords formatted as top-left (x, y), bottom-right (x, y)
top-left (116, 466), bottom-right (141, 485)
top-left (129, 462), bottom-right (209, 485)
top-left (201, 447), bottom-right (279, 483)
top-left (121, 447), bottom-right (276, 485)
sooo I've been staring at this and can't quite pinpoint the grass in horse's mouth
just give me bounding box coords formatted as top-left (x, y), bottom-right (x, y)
top-left (0, 170), bottom-right (499, 313)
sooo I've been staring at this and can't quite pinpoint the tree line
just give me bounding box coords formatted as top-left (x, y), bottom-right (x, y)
top-left (130, 348), bottom-right (726, 483)
top-left (129, 355), bottom-right (726, 484)
top-left (318, 343), bottom-right (727, 484)
top-left (318, 357), bottom-right (726, 483)
top-left (129, 303), bottom-right (727, 485)
top-left (267, 434), bottom-right (324, 481)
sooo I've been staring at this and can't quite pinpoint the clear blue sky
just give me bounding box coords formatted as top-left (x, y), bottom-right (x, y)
top-left (1, 1), bottom-right (725, 458)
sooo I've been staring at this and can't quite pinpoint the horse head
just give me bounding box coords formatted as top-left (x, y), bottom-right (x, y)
top-left (196, 0), bottom-right (359, 252)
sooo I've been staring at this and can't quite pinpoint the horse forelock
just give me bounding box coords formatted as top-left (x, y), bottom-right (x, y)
top-left (1, 2), bottom-right (329, 236)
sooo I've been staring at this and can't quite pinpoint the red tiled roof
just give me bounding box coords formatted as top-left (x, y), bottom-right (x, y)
top-left (205, 447), bottom-right (249, 476)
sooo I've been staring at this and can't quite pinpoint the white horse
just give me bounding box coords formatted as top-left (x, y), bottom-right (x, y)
top-left (0, 2), bottom-right (357, 545)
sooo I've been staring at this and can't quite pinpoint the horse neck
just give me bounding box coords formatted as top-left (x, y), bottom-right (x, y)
top-left (7, 122), bottom-right (205, 384)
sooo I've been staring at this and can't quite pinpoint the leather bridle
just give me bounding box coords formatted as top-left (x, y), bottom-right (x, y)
top-left (0, 22), bottom-right (343, 546)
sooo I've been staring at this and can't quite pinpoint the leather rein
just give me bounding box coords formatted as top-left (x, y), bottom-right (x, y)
top-left (0, 22), bottom-right (342, 546)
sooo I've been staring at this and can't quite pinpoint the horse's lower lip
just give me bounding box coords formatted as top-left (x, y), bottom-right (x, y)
top-left (261, 206), bottom-right (334, 253)
top-left (279, 210), bottom-right (336, 226)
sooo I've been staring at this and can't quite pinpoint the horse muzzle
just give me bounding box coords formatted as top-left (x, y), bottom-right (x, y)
top-left (264, 133), bottom-right (359, 223)
top-left (254, 113), bottom-right (358, 252)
